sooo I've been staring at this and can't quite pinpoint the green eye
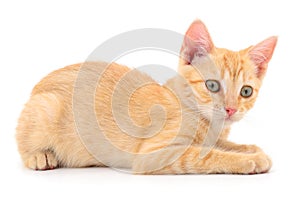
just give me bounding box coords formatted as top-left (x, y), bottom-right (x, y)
top-left (205, 80), bottom-right (220, 93)
top-left (240, 86), bottom-right (253, 98)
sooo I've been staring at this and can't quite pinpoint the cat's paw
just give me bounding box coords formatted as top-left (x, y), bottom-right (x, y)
top-left (25, 151), bottom-right (58, 170)
top-left (244, 152), bottom-right (272, 174)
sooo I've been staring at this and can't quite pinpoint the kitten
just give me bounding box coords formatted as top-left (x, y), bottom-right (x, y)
top-left (16, 20), bottom-right (277, 174)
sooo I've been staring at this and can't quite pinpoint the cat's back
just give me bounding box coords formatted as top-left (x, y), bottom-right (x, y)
top-left (31, 62), bottom-right (131, 96)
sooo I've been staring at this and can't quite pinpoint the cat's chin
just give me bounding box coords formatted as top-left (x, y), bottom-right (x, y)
top-left (224, 118), bottom-right (235, 126)
top-left (224, 116), bottom-right (243, 126)
top-left (200, 115), bottom-right (235, 127)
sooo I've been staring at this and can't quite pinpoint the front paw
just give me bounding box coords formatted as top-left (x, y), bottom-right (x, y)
top-left (245, 152), bottom-right (272, 174)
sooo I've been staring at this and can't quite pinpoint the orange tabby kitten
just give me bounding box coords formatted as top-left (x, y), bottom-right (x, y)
top-left (16, 20), bottom-right (277, 174)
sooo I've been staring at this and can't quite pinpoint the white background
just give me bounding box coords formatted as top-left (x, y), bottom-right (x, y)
top-left (0, 0), bottom-right (299, 198)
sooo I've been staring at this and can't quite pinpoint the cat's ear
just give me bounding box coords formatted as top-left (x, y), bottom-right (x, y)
top-left (180, 20), bottom-right (214, 65)
top-left (249, 36), bottom-right (278, 79)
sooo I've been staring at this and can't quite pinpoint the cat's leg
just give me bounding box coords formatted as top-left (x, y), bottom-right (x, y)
top-left (17, 93), bottom-right (105, 170)
top-left (216, 139), bottom-right (263, 153)
top-left (216, 140), bottom-right (272, 169)
top-left (16, 93), bottom-right (61, 170)
top-left (133, 145), bottom-right (271, 174)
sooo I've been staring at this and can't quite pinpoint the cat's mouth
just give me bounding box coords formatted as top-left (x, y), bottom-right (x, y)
top-left (225, 117), bottom-right (234, 123)
top-left (224, 114), bottom-right (242, 124)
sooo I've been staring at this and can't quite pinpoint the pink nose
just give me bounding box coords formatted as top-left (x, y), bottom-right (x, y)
top-left (225, 107), bottom-right (237, 117)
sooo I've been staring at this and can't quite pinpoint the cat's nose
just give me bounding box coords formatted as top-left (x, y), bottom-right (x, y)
top-left (225, 107), bottom-right (237, 117)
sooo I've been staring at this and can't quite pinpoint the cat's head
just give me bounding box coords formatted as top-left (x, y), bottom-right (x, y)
top-left (178, 20), bottom-right (277, 125)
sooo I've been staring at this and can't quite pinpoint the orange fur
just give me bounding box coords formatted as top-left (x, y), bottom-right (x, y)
top-left (16, 20), bottom-right (277, 174)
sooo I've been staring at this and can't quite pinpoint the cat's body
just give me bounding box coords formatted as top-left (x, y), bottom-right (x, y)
top-left (16, 20), bottom-right (277, 174)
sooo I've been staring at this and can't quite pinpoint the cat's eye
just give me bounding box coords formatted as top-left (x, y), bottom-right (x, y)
top-left (240, 86), bottom-right (253, 98)
top-left (205, 80), bottom-right (220, 93)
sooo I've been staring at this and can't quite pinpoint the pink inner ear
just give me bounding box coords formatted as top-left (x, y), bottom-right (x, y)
top-left (181, 20), bottom-right (214, 63)
top-left (249, 36), bottom-right (277, 77)
top-left (185, 20), bottom-right (213, 53)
